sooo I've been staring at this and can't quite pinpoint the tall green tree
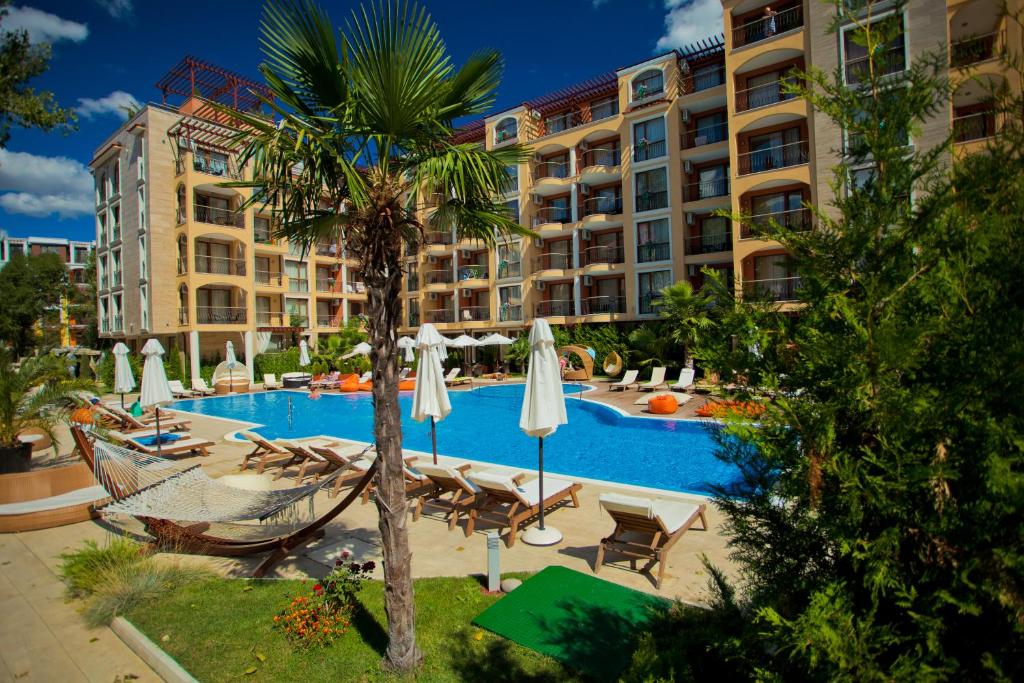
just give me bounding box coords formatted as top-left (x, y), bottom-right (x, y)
top-left (654, 279), bottom-right (712, 366)
top-left (0, 252), bottom-right (69, 356)
top-left (222, 0), bottom-right (525, 671)
top-left (0, 0), bottom-right (76, 148)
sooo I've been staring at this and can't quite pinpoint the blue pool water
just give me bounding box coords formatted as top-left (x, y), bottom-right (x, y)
top-left (170, 384), bottom-right (741, 495)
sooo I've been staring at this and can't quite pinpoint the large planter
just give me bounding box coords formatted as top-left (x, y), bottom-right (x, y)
top-left (0, 442), bottom-right (32, 475)
top-left (0, 462), bottom-right (106, 533)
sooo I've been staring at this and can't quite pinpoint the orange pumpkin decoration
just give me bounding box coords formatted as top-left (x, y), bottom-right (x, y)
top-left (648, 394), bottom-right (679, 415)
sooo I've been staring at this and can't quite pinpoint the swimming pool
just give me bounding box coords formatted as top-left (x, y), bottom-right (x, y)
top-left (169, 385), bottom-right (741, 495)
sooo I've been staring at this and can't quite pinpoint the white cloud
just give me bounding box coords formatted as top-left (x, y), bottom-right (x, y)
top-left (656, 0), bottom-right (723, 51)
top-left (0, 149), bottom-right (92, 219)
top-left (2, 5), bottom-right (89, 44)
top-left (76, 90), bottom-right (140, 119)
top-left (93, 0), bottom-right (133, 21)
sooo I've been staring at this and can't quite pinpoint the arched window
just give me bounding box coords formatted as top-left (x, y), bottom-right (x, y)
top-left (494, 117), bottom-right (518, 143)
top-left (176, 235), bottom-right (188, 274)
top-left (178, 285), bottom-right (189, 325)
top-left (97, 174), bottom-right (107, 203)
top-left (176, 184), bottom-right (186, 224)
top-left (632, 69), bottom-right (665, 101)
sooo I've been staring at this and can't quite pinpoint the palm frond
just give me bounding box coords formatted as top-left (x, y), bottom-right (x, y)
top-left (437, 50), bottom-right (503, 121)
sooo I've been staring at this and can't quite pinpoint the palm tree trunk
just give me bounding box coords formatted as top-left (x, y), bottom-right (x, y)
top-left (364, 237), bottom-right (423, 672)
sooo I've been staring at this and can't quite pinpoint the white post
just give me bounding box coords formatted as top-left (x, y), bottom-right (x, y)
top-left (244, 330), bottom-right (255, 381)
top-left (189, 330), bottom-right (200, 383)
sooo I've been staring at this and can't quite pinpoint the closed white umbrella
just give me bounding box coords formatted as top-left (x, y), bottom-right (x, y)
top-left (448, 334), bottom-right (479, 348)
top-left (140, 338), bottom-right (174, 456)
top-left (410, 323), bottom-right (451, 464)
top-left (341, 341), bottom-right (373, 360)
top-left (225, 340), bottom-right (241, 394)
top-left (112, 342), bottom-right (135, 408)
top-left (298, 339), bottom-right (311, 367)
top-left (477, 333), bottom-right (514, 346)
top-left (397, 336), bottom-right (416, 363)
top-left (519, 319), bottom-right (568, 546)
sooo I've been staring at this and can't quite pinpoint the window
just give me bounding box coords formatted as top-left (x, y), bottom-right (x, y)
top-left (254, 216), bottom-right (272, 242)
top-left (637, 218), bottom-right (671, 263)
top-left (633, 117), bottom-right (666, 161)
top-left (138, 235), bottom-right (147, 278)
top-left (111, 293), bottom-right (123, 329)
top-left (110, 205), bottom-right (121, 241)
top-left (494, 117), bottom-right (518, 143)
top-left (407, 299), bottom-right (419, 326)
top-left (544, 110), bottom-right (575, 135)
top-left (406, 261), bottom-right (419, 291)
top-left (137, 138), bottom-right (146, 180)
top-left (740, 69), bottom-right (798, 111)
top-left (700, 216), bottom-right (731, 253)
top-left (194, 147), bottom-right (230, 176)
top-left (285, 260), bottom-right (308, 292)
top-left (635, 168), bottom-right (668, 212)
top-left (39, 244), bottom-right (62, 256)
top-left (540, 196), bottom-right (571, 223)
top-left (74, 246), bottom-right (89, 263)
top-left (692, 111), bottom-right (727, 146)
top-left (99, 297), bottom-right (108, 331)
top-left (140, 285), bottom-right (148, 330)
top-left (843, 14), bottom-right (906, 85)
top-left (97, 174), bottom-right (107, 203)
top-left (503, 199), bottom-right (519, 224)
top-left (110, 249), bottom-right (121, 287)
top-left (692, 61), bottom-right (725, 91)
top-left (747, 190), bottom-right (808, 236)
top-left (176, 185), bottom-right (186, 224)
top-left (632, 69), bottom-right (664, 101)
top-left (8, 242), bottom-right (24, 257)
top-left (746, 254), bottom-right (799, 301)
top-left (255, 296), bottom-right (272, 325)
top-left (538, 151), bottom-right (570, 179)
top-left (97, 254), bottom-right (106, 287)
top-left (590, 95), bottom-right (618, 121)
top-left (285, 298), bottom-right (309, 326)
top-left (138, 187), bottom-right (146, 231)
top-left (504, 165), bottom-right (519, 193)
top-left (692, 164), bottom-right (730, 200)
top-left (638, 270), bottom-right (672, 314)
top-left (497, 243), bottom-right (522, 279)
top-left (111, 161), bottom-right (120, 197)
top-left (742, 126), bottom-right (805, 174)
top-left (498, 285), bottom-right (522, 321)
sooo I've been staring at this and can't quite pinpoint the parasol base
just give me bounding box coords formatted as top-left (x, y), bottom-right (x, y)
top-left (521, 526), bottom-right (563, 546)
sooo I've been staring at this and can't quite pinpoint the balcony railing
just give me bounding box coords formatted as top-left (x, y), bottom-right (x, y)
top-left (683, 121), bottom-right (728, 148)
top-left (738, 139), bottom-right (809, 175)
top-left (498, 303), bottom-right (523, 322)
top-left (686, 233), bottom-right (731, 254)
top-left (580, 147), bottom-right (621, 169)
top-left (458, 305), bottom-right (490, 322)
top-left (177, 308), bottom-right (188, 325)
top-left (542, 111), bottom-right (578, 136)
top-left (255, 270), bottom-right (283, 286)
top-left (689, 64), bottom-right (726, 92)
top-left (317, 315), bottom-right (340, 327)
top-left (197, 306), bottom-right (247, 324)
top-left (288, 278), bottom-right (309, 293)
top-left (344, 281), bottom-right (366, 294)
top-left (425, 269), bottom-right (454, 285)
top-left (426, 309), bottom-right (455, 324)
top-left (193, 156), bottom-right (242, 180)
top-left (458, 265), bottom-right (488, 280)
top-left (408, 313), bottom-right (420, 327)
top-left (685, 177), bottom-right (730, 201)
top-left (254, 227), bottom-right (274, 244)
top-left (953, 110), bottom-right (997, 143)
top-left (845, 44), bottom-right (906, 84)
top-left (742, 207), bottom-right (812, 238)
top-left (581, 195), bottom-right (623, 217)
top-left (315, 278), bottom-right (337, 292)
top-left (535, 158), bottom-right (570, 180)
top-left (638, 293), bottom-right (661, 315)
top-left (743, 275), bottom-right (801, 301)
top-left (316, 243), bottom-right (342, 257)
top-left (256, 311), bottom-right (286, 327)
top-left (735, 78), bottom-right (798, 112)
top-left (582, 295), bottom-right (625, 315)
top-left (534, 252), bottom-right (573, 271)
top-left (535, 206), bottom-right (572, 225)
top-left (195, 254), bottom-right (246, 276)
top-left (637, 241), bottom-right (671, 263)
top-left (583, 244), bottom-right (625, 265)
top-left (195, 204), bottom-right (245, 228)
top-left (951, 31), bottom-right (1004, 67)
top-left (535, 299), bottom-right (575, 317)
top-left (110, 271), bottom-right (122, 287)
top-left (425, 231), bottom-right (455, 245)
top-left (732, 5), bottom-right (804, 48)
top-left (497, 260), bottom-right (522, 279)
top-left (110, 314), bottom-right (123, 331)
top-left (635, 190), bottom-right (669, 212)
top-left (633, 139), bottom-right (667, 162)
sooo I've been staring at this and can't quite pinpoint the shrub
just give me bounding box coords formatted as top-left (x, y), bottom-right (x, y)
top-left (255, 347), bottom-right (302, 378)
top-left (58, 538), bottom-right (146, 598)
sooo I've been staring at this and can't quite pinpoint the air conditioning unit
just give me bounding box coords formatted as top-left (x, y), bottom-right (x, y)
top-left (534, 237), bottom-right (544, 248)
top-left (688, 264), bottom-right (698, 276)
top-left (461, 288), bottom-right (473, 298)
top-left (583, 275), bottom-right (593, 286)
top-left (429, 292), bottom-right (439, 300)
top-left (681, 109), bottom-right (691, 124)
top-left (683, 160), bottom-right (693, 174)
top-left (535, 280), bottom-right (546, 291)
top-left (577, 182), bottom-right (591, 195)
top-left (685, 212), bottom-right (695, 225)
top-left (580, 229), bottom-right (592, 241)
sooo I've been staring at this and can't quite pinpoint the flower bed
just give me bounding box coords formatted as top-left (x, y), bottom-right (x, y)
top-left (695, 400), bottom-right (766, 419)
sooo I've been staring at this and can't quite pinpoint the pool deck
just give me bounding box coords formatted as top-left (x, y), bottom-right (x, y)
top-left (8, 381), bottom-right (733, 679)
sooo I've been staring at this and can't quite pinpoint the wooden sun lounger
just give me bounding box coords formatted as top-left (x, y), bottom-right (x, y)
top-left (412, 462), bottom-right (480, 533)
top-left (275, 438), bottom-right (355, 485)
top-left (239, 431), bottom-right (300, 473)
top-left (308, 444), bottom-right (377, 498)
top-left (595, 492), bottom-right (707, 589)
top-left (97, 404), bottom-right (191, 433)
top-left (120, 434), bottom-right (214, 457)
top-left (466, 471), bottom-right (582, 547)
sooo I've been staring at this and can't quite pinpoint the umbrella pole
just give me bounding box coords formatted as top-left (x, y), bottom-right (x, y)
top-left (537, 436), bottom-right (545, 531)
top-left (431, 416), bottom-right (437, 465)
top-left (154, 406), bottom-right (162, 457)
top-left (120, 393), bottom-right (124, 409)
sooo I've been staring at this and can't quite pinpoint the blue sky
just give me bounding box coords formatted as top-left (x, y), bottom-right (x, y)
top-left (0, 0), bottom-right (723, 242)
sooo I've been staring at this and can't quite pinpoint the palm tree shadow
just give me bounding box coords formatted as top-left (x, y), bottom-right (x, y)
top-left (350, 600), bottom-right (388, 656)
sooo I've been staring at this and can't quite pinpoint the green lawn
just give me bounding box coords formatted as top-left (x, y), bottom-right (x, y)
top-left (126, 575), bottom-right (579, 682)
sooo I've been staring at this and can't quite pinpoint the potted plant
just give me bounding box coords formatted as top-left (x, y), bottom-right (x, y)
top-left (0, 351), bottom-right (95, 474)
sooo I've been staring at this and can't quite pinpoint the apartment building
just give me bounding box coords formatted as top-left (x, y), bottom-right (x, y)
top-left (0, 233), bottom-right (95, 346)
top-left (398, 0), bottom-right (1020, 336)
top-left (90, 57), bottom-right (367, 380)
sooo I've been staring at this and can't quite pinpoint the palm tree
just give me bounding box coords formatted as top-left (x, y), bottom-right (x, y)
top-left (655, 280), bottom-right (713, 366)
top-left (221, 0), bottom-right (526, 670)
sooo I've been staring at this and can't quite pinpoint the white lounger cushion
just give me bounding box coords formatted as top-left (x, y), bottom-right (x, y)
top-left (0, 486), bottom-right (108, 515)
top-left (415, 463), bottom-right (479, 492)
top-left (468, 471), bottom-right (575, 506)
top-left (611, 370), bottom-right (639, 387)
top-left (599, 492), bottom-right (701, 533)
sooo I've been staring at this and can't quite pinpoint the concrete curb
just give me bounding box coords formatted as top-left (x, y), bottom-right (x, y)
top-left (110, 617), bottom-right (199, 683)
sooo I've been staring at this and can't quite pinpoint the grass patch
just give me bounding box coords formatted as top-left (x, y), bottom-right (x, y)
top-left (126, 575), bottom-right (580, 682)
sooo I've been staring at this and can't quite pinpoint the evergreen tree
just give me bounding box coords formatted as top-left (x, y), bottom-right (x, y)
top-left (0, 253), bottom-right (68, 356)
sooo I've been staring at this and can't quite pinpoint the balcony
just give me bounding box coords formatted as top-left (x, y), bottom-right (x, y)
top-left (110, 271), bottom-right (123, 287)
top-left (687, 64), bottom-right (726, 93)
top-left (541, 111), bottom-right (578, 137)
top-left (256, 311), bottom-right (287, 327)
top-left (533, 252), bottom-right (573, 271)
top-left (255, 270), bottom-right (282, 286)
top-left (535, 299), bottom-right (574, 317)
top-left (742, 207), bottom-right (811, 238)
top-left (743, 275), bottom-right (801, 301)
top-left (738, 140), bottom-right (808, 175)
top-left (637, 241), bottom-right (671, 263)
top-left (408, 313), bottom-right (420, 327)
top-left (534, 206), bottom-right (572, 226)
top-left (845, 44), bottom-right (906, 85)
top-left (197, 306), bottom-right (247, 324)
top-left (315, 278), bottom-right (337, 292)
top-left (582, 295), bottom-right (625, 315)
top-left (425, 269), bottom-right (454, 285)
top-left (425, 231), bottom-right (455, 246)
top-left (110, 314), bottom-right (123, 331)
top-left (953, 110), bottom-right (997, 143)
top-left (535, 158), bottom-right (571, 180)
top-left (195, 204), bottom-right (245, 228)
top-left (580, 147), bottom-right (621, 169)
top-left (317, 314), bottom-right (340, 327)
top-left (638, 293), bottom-right (661, 315)
top-left (635, 191), bottom-right (669, 213)
top-left (498, 303), bottom-right (523, 322)
top-left (344, 280), bottom-right (366, 294)
top-left (582, 244), bottom-right (625, 266)
top-left (195, 254), bottom-right (246, 277)
top-left (732, 5), bottom-right (803, 49)
top-left (686, 233), bottom-right (731, 255)
top-left (633, 139), bottom-right (667, 163)
top-left (735, 78), bottom-right (798, 112)
top-left (951, 31), bottom-right (1004, 68)
top-left (177, 308), bottom-right (188, 325)
top-left (316, 243), bottom-right (343, 258)
top-left (683, 122), bottom-right (728, 149)
top-left (288, 278), bottom-right (309, 293)
top-left (581, 195), bottom-right (623, 217)
top-left (684, 177), bottom-right (730, 202)
top-left (458, 305), bottom-right (490, 322)
top-left (426, 309), bottom-right (455, 324)
top-left (192, 156), bottom-right (241, 180)
top-left (496, 260), bottom-right (522, 279)
top-left (458, 265), bottom-right (488, 281)
top-left (406, 274), bottom-right (419, 292)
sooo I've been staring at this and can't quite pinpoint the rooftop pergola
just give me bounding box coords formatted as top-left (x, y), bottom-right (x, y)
top-left (155, 55), bottom-right (272, 113)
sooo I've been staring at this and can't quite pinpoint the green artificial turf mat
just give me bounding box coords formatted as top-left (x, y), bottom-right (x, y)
top-left (472, 566), bottom-right (669, 680)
